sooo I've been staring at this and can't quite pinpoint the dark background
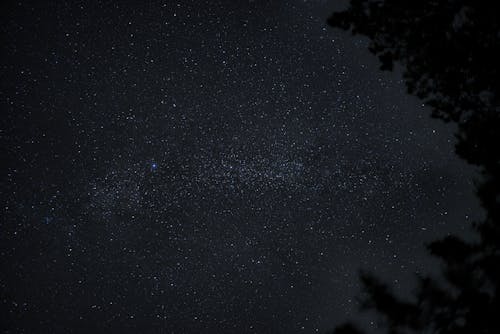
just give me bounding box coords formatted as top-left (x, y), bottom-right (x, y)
top-left (1, 1), bottom-right (482, 333)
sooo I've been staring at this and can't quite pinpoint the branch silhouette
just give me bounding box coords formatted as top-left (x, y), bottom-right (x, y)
top-left (328, 1), bottom-right (500, 333)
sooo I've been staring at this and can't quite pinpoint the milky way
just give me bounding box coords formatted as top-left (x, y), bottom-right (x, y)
top-left (1, 1), bottom-right (481, 333)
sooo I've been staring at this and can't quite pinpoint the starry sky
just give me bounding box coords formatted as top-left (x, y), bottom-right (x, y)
top-left (1, 1), bottom-right (482, 333)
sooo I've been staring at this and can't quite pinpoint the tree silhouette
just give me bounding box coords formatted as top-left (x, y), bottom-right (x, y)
top-left (328, 1), bottom-right (500, 333)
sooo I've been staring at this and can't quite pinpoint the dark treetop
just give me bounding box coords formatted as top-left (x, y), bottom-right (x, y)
top-left (329, 1), bottom-right (500, 333)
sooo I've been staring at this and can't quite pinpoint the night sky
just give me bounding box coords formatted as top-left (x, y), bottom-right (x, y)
top-left (1, 1), bottom-right (482, 333)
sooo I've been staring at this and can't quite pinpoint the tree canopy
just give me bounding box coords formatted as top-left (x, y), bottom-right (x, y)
top-left (328, 1), bottom-right (500, 333)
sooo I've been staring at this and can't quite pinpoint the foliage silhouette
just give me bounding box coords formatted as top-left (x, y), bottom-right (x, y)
top-left (328, 1), bottom-right (500, 333)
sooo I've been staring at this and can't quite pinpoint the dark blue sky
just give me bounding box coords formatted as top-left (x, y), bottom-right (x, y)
top-left (1, 1), bottom-right (481, 333)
